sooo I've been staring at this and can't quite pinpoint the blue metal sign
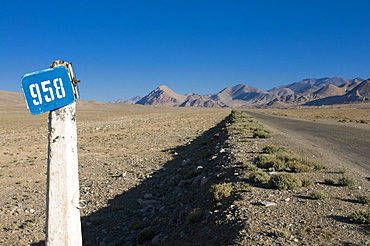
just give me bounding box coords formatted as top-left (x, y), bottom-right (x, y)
top-left (20, 66), bottom-right (79, 115)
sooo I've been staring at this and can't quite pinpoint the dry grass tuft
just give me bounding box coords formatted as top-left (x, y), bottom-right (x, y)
top-left (269, 173), bottom-right (302, 190)
top-left (208, 183), bottom-right (233, 201)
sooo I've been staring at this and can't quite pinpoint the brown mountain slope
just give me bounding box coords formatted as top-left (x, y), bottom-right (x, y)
top-left (305, 79), bottom-right (370, 106)
top-left (313, 84), bottom-right (346, 97)
top-left (179, 94), bottom-right (226, 108)
top-left (0, 90), bottom-right (25, 106)
top-left (339, 82), bottom-right (362, 92)
top-left (269, 77), bottom-right (362, 95)
top-left (344, 79), bottom-right (370, 101)
top-left (136, 85), bottom-right (187, 106)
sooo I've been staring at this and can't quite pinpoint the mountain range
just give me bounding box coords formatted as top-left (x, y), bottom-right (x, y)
top-left (114, 77), bottom-right (370, 108)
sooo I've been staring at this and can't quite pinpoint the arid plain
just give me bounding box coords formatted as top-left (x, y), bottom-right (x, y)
top-left (0, 92), bottom-right (369, 245)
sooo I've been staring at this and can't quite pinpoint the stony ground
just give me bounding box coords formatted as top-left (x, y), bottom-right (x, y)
top-left (0, 104), bottom-right (369, 245)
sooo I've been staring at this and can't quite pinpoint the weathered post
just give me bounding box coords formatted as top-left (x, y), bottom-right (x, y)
top-left (21, 60), bottom-right (82, 245)
top-left (45, 60), bottom-right (82, 245)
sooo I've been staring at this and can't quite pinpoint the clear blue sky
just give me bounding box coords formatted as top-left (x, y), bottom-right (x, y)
top-left (1, 0), bottom-right (370, 102)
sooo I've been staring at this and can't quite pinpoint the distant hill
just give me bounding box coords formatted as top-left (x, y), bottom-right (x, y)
top-left (4, 76), bottom-right (369, 110)
top-left (180, 94), bottom-right (226, 108)
top-left (111, 96), bottom-right (142, 104)
top-left (210, 84), bottom-right (275, 103)
top-left (305, 79), bottom-right (370, 106)
top-left (0, 90), bottom-right (25, 106)
top-left (313, 84), bottom-right (346, 98)
top-left (117, 77), bottom-right (368, 108)
top-left (269, 77), bottom-right (362, 95)
top-left (136, 85), bottom-right (187, 106)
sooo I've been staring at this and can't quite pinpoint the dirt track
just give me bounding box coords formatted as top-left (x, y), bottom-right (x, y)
top-left (244, 111), bottom-right (370, 176)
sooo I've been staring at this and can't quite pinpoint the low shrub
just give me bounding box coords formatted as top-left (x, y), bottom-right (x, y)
top-left (209, 182), bottom-right (233, 201)
top-left (339, 167), bottom-right (347, 174)
top-left (253, 130), bottom-right (271, 139)
top-left (310, 191), bottom-right (327, 200)
top-left (184, 170), bottom-right (195, 180)
top-left (324, 178), bottom-right (335, 185)
top-left (253, 154), bottom-right (274, 168)
top-left (249, 171), bottom-right (270, 183)
top-left (129, 221), bottom-right (150, 230)
top-left (235, 182), bottom-right (253, 192)
top-left (262, 145), bottom-right (278, 154)
top-left (274, 151), bottom-right (296, 163)
top-left (186, 209), bottom-right (206, 224)
top-left (137, 228), bottom-right (155, 244)
top-left (253, 154), bottom-right (287, 170)
top-left (269, 173), bottom-right (302, 190)
top-left (301, 178), bottom-right (313, 187)
top-left (351, 210), bottom-right (370, 224)
top-left (272, 158), bottom-right (289, 171)
top-left (358, 120), bottom-right (369, 124)
top-left (309, 161), bottom-right (325, 171)
top-left (242, 162), bottom-right (258, 171)
top-left (289, 161), bottom-right (313, 173)
top-left (338, 175), bottom-right (355, 186)
top-left (355, 239), bottom-right (370, 246)
top-left (274, 229), bottom-right (291, 238)
top-left (255, 149), bottom-right (324, 173)
top-left (358, 195), bottom-right (370, 204)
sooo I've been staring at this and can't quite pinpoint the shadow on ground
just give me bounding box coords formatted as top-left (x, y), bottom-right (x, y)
top-left (32, 114), bottom-right (245, 245)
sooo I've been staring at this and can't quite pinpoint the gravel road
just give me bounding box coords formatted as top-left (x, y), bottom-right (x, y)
top-left (244, 111), bottom-right (370, 175)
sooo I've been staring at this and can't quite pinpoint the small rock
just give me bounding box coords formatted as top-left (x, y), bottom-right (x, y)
top-left (141, 200), bottom-right (158, 205)
top-left (151, 235), bottom-right (160, 245)
top-left (195, 166), bottom-right (203, 172)
top-left (144, 193), bottom-right (153, 199)
top-left (181, 159), bottom-right (191, 166)
top-left (258, 201), bottom-right (277, 207)
top-left (180, 231), bottom-right (188, 238)
top-left (192, 175), bottom-right (203, 184)
top-left (178, 180), bottom-right (186, 187)
top-left (200, 177), bottom-right (209, 186)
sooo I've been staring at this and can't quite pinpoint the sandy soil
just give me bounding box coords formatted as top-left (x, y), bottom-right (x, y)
top-left (0, 104), bottom-right (369, 245)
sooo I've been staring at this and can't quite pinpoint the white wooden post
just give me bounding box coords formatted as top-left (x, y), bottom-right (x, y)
top-left (46, 61), bottom-right (82, 245)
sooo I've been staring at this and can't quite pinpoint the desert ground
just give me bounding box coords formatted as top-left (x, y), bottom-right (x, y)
top-left (0, 100), bottom-right (369, 245)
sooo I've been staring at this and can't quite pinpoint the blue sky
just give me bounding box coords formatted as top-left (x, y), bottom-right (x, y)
top-left (1, 1), bottom-right (370, 102)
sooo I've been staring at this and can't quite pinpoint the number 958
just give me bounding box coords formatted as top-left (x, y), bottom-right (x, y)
top-left (29, 78), bottom-right (66, 105)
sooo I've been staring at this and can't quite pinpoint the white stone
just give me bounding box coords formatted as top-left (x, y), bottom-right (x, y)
top-left (258, 201), bottom-right (277, 207)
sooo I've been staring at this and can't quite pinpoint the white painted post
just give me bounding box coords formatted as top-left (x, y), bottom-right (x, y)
top-left (46, 61), bottom-right (82, 245)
